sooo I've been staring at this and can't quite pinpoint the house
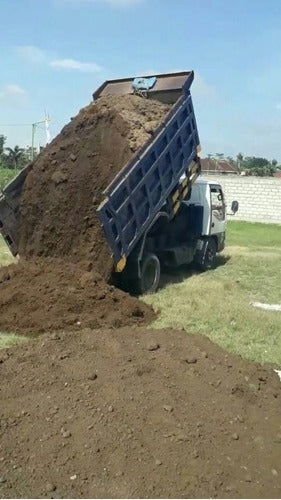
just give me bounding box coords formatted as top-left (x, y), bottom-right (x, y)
top-left (200, 158), bottom-right (239, 175)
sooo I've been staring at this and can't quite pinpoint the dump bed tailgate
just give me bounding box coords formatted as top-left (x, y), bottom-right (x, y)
top-left (96, 71), bottom-right (201, 270)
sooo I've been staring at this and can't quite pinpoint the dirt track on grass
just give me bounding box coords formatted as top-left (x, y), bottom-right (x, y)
top-left (0, 326), bottom-right (281, 498)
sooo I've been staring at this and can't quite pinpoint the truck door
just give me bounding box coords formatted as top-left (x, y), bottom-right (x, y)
top-left (210, 185), bottom-right (226, 237)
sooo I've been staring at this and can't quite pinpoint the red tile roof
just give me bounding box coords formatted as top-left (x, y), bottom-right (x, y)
top-left (201, 158), bottom-right (239, 174)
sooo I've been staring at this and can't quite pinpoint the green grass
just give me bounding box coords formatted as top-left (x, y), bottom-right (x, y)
top-left (0, 235), bottom-right (15, 266)
top-left (0, 333), bottom-right (28, 350)
top-left (227, 220), bottom-right (281, 248)
top-left (143, 221), bottom-right (281, 366)
top-left (0, 168), bottom-right (18, 191)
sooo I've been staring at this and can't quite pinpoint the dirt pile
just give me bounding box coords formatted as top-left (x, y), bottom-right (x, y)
top-left (0, 259), bottom-right (155, 335)
top-left (0, 94), bottom-right (171, 334)
top-left (0, 326), bottom-right (280, 498)
top-left (19, 94), bottom-right (171, 278)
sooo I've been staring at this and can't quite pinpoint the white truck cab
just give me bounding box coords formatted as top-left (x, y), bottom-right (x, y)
top-left (185, 178), bottom-right (226, 253)
top-left (120, 176), bottom-right (237, 293)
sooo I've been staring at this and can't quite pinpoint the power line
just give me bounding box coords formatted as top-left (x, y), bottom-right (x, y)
top-left (0, 123), bottom-right (31, 127)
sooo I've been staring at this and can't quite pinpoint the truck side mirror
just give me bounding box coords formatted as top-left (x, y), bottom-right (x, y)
top-left (231, 200), bottom-right (239, 214)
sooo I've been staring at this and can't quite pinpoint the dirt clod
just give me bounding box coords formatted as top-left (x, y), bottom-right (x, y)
top-left (146, 341), bottom-right (160, 351)
top-left (163, 405), bottom-right (173, 412)
top-left (46, 484), bottom-right (56, 493)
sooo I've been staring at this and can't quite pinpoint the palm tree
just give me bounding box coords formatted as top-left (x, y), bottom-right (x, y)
top-left (236, 152), bottom-right (244, 171)
top-left (5, 145), bottom-right (25, 169)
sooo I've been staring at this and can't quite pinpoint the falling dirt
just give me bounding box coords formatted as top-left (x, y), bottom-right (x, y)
top-left (19, 94), bottom-right (171, 279)
top-left (0, 327), bottom-right (281, 498)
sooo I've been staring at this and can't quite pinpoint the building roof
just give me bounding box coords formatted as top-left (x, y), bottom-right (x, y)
top-left (201, 158), bottom-right (239, 174)
top-left (274, 171), bottom-right (281, 178)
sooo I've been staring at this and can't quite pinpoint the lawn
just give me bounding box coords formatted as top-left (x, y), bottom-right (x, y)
top-left (143, 221), bottom-right (281, 366)
top-left (1, 222), bottom-right (281, 363)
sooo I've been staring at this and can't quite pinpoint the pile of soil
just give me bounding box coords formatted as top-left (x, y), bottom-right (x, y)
top-left (0, 259), bottom-right (154, 335)
top-left (19, 94), bottom-right (171, 278)
top-left (0, 327), bottom-right (280, 498)
top-left (0, 94), bottom-right (170, 334)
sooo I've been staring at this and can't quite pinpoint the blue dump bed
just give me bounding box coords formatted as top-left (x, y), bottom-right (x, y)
top-left (95, 71), bottom-right (201, 271)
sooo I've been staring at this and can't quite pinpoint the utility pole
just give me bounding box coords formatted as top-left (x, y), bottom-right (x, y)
top-left (31, 120), bottom-right (47, 161)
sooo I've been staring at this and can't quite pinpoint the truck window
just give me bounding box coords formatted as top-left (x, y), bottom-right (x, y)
top-left (210, 186), bottom-right (225, 220)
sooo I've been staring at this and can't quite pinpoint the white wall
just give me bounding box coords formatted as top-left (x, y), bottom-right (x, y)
top-left (202, 175), bottom-right (281, 225)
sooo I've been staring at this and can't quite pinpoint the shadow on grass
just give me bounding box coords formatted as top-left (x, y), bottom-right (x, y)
top-left (159, 254), bottom-right (230, 289)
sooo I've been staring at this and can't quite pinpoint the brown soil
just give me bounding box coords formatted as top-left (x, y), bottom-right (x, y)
top-left (0, 327), bottom-right (281, 498)
top-left (0, 94), bottom-right (170, 335)
top-left (0, 259), bottom-right (154, 335)
top-left (19, 95), bottom-right (170, 279)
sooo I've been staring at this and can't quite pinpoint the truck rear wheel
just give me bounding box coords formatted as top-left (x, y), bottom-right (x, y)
top-left (134, 253), bottom-right (161, 295)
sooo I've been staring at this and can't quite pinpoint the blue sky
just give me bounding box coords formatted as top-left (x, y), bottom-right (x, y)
top-left (1, 0), bottom-right (281, 160)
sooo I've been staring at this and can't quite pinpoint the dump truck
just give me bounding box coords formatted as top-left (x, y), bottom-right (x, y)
top-left (0, 71), bottom-right (237, 294)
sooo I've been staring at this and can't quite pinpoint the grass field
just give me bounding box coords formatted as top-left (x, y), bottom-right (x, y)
top-left (1, 222), bottom-right (281, 364)
top-left (0, 168), bottom-right (18, 191)
top-left (0, 235), bottom-right (16, 266)
top-left (143, 221), bottom-right (281, 366)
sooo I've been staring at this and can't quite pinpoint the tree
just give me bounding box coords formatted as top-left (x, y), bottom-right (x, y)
top-left (226, 156), bottom-right (236, 166)
top-left (242, 156), bottom-right (277, 176)
top-left (236, 152), bottom-right (244, 172)
top-left (0, 135), bottom-right (6, 156)
top-left (272, 159), bottom-right (278, 167)
top-left (5, 145), bottom-right (25, 169)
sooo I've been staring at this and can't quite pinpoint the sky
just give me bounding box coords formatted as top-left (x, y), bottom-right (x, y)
top-left (0, 0), bottom-right (281, 160)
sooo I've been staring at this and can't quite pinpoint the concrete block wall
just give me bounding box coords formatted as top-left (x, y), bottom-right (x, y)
top-left (202, 174), bottom-right (281, 224)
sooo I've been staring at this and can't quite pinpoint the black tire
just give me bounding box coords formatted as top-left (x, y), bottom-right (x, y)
top-left (198, 238), bottom-right (216, 271)
top-left (134, 253), bottom-right (161, 295)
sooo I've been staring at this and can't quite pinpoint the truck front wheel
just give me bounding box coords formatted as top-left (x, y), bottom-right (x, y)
top-left (135, 253), bottom-right (161, 295)
top-left (197, 238), bottom-right (216, 271)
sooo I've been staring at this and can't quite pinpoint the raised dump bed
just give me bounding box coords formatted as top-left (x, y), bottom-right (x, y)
top-left (0, 165), bottom-right (31, 256)
top-left (0, 72), bottom-right (201, 274)
top-left (95, 71), bottom-right (201, 270)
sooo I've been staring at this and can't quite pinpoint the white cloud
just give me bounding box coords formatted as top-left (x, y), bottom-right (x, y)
top-left (0, 84), bottom-right (26, 106)
top-left (50, 58), bottom-right (102, 72)
top-left (17, 45), bottom-right (102, 73)
top-left (17, 45), bottom-right (46, 63)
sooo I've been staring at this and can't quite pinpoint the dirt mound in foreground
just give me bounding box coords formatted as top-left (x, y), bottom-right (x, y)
top-left (0, 327), bottom-right (280, 498)
top-left (19, 95), bottom-right (170, 280)
top-left (0, 259), bottom-right (154, 335)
